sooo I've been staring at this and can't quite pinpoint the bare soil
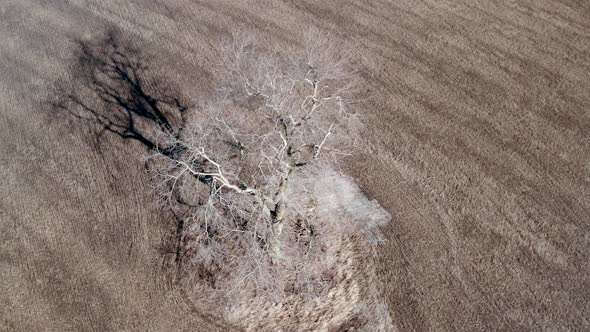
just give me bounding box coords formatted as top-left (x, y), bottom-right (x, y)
top-left (1, 0), bottom-right (589, 331)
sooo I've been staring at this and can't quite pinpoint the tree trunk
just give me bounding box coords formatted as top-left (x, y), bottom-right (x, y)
top-left (269, 174), bottom-right (288, 263)
top-left (270, 221), bottom-right (284, 263)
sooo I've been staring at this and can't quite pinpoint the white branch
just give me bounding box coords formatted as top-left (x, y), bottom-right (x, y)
top-left (314, 122), bottom-right (334, 159)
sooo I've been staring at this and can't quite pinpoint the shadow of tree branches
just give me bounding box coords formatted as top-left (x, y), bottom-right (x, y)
top-left (51, 29), bottom-right (197, 277)
top-left (54, 29), bottom-right (188, 153)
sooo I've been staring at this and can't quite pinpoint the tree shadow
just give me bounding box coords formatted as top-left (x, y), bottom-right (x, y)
top-left (53, 29), bottom-right (188, 155)
top-left (51, 29), bottom-right (196, 278)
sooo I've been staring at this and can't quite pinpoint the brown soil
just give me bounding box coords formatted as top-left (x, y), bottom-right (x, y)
top-left (1, 0), bottom-right (589, 331)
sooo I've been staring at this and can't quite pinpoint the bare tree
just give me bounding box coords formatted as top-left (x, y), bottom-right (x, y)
top-left (147, 32), bottom-right (368, 302)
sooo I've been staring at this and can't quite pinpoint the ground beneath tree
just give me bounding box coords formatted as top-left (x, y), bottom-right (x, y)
top-left (1, 0), bottom-right (589, 331)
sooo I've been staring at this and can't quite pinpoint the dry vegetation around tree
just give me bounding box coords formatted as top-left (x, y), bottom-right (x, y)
top-left (145, 33), bottom-right (392, 328)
